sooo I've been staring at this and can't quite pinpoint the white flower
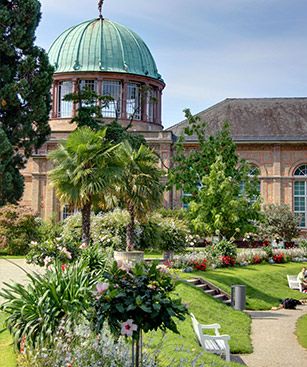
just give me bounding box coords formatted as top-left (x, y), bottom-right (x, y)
top-left (61, 247), bottom-right (72, 259)
top-left (43, 256), bottom-right (53, 267)
top-left (121, 319), bottom-right (138, 337)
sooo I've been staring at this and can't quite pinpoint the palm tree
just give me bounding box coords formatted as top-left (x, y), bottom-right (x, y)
top-left (116, 142), bottom-right (164, 251)
top-left (48, 127), bottom-right (122, 245)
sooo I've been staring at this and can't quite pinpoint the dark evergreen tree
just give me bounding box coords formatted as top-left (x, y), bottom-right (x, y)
top-left (0, 0), bottom-right (53, 204)
top-left (0, 128), bottom-right (24, 205)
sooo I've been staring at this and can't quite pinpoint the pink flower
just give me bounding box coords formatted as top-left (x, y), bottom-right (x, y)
top-left (121, 319), bottom-right (138, 337)
top-left (96, 282), bottom-right (109, 295)
top-left (80, 243), bottom-right (87, 249)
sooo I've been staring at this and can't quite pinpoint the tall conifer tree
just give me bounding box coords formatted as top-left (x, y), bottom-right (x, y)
top-left (0, 0), bottom-right (53, 205)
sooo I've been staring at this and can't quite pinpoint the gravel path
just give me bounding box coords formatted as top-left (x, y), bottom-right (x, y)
top-left (240, 306), bottom-right (307, 367)
top-left (0, 259), bottom-right (42, 302)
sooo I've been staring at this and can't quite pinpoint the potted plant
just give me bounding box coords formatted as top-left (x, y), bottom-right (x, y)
top-left (113, 142), bottom-right (163, 264)
top-left (93, 261), bottom-right (188, 366)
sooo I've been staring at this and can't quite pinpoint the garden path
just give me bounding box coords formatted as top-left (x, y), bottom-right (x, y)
top-left (240, 305), bottom-right (307, 367)
top-left (0, 259), bottom-right (42, 302)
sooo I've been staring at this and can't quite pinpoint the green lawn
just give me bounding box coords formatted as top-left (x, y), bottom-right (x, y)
top-left (0, 313), bottom-right (16, 367)
top-left (146, 281), bottom-right (251, 366)
top-left (144, 252), bottom-right (163, 259)
top-left (296, 314), bottom-right (307, 349)
top-left (181, 262), bottom-right (307, 310)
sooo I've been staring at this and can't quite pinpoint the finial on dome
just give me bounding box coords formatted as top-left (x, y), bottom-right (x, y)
top-left (98, 0), bottom-right (104, 19)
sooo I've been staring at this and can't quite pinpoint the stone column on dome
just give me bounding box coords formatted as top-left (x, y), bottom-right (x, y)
top-left (97, 77), bottom-right (103, 110)
top-left (142, 83), bottom-right (149, 122)
top-left (53, 80), bottom-right (59, 118)
top-left (157, 89), bottom-right (162, 125)
top-left (122, 79), bottom-right (127, 120)
top-left (51, 82), bottom-right (56, 118)
top-left (72, 78), bottom-right (78, 116)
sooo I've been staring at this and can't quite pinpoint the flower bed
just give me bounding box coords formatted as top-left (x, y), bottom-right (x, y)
top-left (170, 246), bottom-right (307, 272)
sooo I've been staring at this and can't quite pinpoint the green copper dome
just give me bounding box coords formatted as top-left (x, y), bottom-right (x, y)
top-left (48, 18), bottom-right (163, 81)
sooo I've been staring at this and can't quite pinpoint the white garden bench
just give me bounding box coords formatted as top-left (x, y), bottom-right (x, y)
top-left (287, 275), bottom-right (303, 292)
top-left (190, 313), bottom-right (231, 362)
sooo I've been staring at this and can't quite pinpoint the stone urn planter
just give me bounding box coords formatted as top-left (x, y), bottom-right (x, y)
top-left (114, 251), bottom-right (144, 265)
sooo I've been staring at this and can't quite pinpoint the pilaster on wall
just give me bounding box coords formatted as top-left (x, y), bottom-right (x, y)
top-left (272, 145), bottom-right (282, 205)
top-left (44, 160), bottom-right (59, 221)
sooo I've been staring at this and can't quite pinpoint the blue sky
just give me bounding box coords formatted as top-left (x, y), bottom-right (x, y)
top-left (36, 0), bottom-right (307, 128)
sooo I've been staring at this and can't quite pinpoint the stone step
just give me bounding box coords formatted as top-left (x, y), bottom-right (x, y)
top-left (213, 293), bottom-right (228, 301)
top-left (204, 289), bottom-right (217, 295)
top-left (195, 283), bottom-right (210, 290)
top-left (186, 278), bottom-right (200, 285)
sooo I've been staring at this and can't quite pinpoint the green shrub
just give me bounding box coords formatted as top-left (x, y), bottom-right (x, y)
top-left (257, 204), bottom-right (300, 242)
top-left (213, 239), bottom-right (237, 258)
top-left (140, 213), bottom-right (190, 252)
top-left (26, 238), bottom-right (81, 266)
top-left (298, 239), bottom-right (307, 251)
top-left (37, 218), bottom-right (63, 242)
top-left (62, 210), bottom-right (134, 250)
top-left (0, 204), bottom-right (40, 255)
top-left (61, 209), bottom-right (192, 253)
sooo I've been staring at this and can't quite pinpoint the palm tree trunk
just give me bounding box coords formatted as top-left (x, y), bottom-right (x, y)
top-left (126, 204), bottom-right (135, 251)
top-left (81, 202), bottom-right (91, 245)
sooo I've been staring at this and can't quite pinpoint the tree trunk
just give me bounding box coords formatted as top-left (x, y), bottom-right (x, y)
top-left (126, 204), bottom-right (135, 251)
top-left (81, 202), bottom-right (91, 246)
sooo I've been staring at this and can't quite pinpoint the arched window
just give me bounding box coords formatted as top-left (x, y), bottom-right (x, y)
top-left (293, 165), bottom-right (307, 227)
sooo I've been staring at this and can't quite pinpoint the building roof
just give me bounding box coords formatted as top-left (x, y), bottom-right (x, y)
top-left (167, 98), bottom-right (307, 142)
top-left (48, 18), bottom-right (163, 81)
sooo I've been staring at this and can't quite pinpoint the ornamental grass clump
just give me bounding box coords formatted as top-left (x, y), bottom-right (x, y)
top-left (93, 261), bottom-right (188, 367)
